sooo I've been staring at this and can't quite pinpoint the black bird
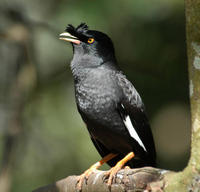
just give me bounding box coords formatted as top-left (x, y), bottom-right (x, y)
top-left (59, 23), bottom-right (156, 189)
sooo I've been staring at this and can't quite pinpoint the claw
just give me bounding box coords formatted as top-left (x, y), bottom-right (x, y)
top-left (76, 153), bottom-right (117, 191)
top-left (104, 152), bottom-right (135, 188)
top-left (76, 167), bottom-right (96, 191)
top-left (107, 163), bottom-right (123, 187)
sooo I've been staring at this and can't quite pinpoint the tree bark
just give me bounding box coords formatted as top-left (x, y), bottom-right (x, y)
top-left (33, 0), bottom-right (200, 191)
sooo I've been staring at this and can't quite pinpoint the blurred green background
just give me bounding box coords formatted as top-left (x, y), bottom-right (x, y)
top-left (0, 0), bottom-right (190, 191)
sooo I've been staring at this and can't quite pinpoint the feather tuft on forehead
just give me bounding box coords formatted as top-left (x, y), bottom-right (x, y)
top-left (65, 23), bottom-right (89, 38)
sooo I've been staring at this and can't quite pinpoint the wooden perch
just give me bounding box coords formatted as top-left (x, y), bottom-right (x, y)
top-left (33, 167), bottom-right (167, 192)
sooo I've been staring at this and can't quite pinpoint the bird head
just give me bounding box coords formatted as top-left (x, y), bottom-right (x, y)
top-left (59, 23), bottom-right (116, 62)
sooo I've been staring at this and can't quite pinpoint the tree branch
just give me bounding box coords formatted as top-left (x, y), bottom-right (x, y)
top-left (33, 167), bottom-right (167, 192)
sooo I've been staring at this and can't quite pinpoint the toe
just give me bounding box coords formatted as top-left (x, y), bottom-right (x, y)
top-left (107, 165), bottom-right (123, 186)
top-left (76, 175), bottom-right (85, 191)
top-left (76, 168), bottom-right (97, 191)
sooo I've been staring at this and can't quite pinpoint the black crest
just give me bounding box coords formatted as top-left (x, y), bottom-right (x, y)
top-left (65, 23), bottom-right (89, 39)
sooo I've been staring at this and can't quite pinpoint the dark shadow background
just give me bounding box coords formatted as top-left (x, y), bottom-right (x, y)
top-left (0, 0), bottom-right (190, 192)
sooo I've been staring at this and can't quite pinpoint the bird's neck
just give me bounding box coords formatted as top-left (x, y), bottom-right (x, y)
top-left (70, 53), bottom-right (117, 82)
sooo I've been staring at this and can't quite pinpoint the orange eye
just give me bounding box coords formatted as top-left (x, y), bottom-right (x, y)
top-left (88, 38), bottom-right (95, 44)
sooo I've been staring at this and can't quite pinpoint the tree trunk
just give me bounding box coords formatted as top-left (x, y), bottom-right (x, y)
top-left (33, 0), bottom-right (200, 191)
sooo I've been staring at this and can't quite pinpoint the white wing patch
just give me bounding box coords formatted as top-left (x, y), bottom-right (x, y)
top-left (121, 104), bottom-right (147, 152)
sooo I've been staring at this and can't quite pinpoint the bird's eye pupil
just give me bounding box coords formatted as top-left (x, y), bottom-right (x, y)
top-left (88, 38), bottom-right (95, 44)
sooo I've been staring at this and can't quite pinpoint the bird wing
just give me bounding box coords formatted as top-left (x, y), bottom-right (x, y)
top-left (116, 72), bottom-right (156, 163)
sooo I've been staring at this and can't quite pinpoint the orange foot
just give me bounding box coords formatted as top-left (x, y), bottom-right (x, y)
top-left (76, 164), bottom-right (97, 191)
top-left (76, 153), bottom-right (117, 191)
top-left (105, 152), bottom-right (135, 187)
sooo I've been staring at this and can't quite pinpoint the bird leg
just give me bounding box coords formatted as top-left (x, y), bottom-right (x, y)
top-left (105, 151), bottom-right (135, 187)
top-left (77, 153), bottom-right (117, 191)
